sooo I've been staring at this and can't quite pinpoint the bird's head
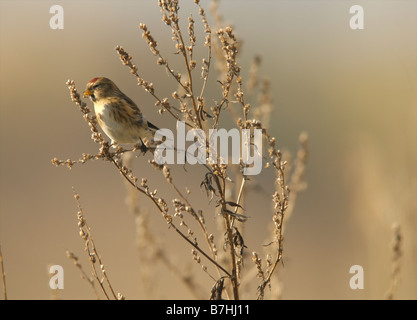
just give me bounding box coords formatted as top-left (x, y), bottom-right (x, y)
top-left (83, 77), bottom-right (120, 102)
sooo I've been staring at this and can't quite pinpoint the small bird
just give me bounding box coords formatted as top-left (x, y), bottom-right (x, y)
top-left (83, 77), bottom-right (158, 148)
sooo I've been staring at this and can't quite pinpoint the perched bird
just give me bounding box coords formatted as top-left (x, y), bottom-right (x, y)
top-left (83, 77), bottom-right (158, 148)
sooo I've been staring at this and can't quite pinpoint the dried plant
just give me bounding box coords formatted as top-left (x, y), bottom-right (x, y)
top-left (53, 0), bottom-right (308, 300)
top-left (66, 250), bottom-right (100, 299)
top-left (70, 189), bottom-right (124, 300)
top-left (385, 223), bottom-right (402, 300)
top-left (0, 245), bottom-right (7, 300)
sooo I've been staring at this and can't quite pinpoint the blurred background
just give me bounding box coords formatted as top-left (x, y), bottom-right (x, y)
top-left (0, 0), bottom-right (416, 299)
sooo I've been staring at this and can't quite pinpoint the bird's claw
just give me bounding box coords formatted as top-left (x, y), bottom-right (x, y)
top-left (133, 141), bottom-right (148, 155)
top-left (139, 143), bottom-right (149, 154)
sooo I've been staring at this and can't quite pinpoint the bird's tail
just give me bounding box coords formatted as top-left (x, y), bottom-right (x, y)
top-left (147, 121), bottom-right (159, 133)
top-left (142, 121), bottom-right (188, 165)
top-left (141, 121), bottom-right (172, 159)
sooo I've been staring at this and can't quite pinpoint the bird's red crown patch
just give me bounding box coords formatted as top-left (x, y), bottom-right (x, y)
top-left (88, 77), bottom-right (99, 84)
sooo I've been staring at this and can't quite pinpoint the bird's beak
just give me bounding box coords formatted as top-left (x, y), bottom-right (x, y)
top-left (83, 89), bottom-right (93, 98)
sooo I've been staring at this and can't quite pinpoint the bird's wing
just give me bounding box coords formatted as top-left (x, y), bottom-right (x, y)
top-left (106, 97), bottom-right (144, 126)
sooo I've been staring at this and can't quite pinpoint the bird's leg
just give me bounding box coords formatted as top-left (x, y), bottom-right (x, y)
top-left (135, 138), bottom-right (148, 155)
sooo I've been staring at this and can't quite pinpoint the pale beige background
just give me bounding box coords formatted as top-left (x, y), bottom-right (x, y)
top-left (0, 0), bottom-right (416, 299)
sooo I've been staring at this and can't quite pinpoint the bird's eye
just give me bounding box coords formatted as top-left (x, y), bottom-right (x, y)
top-left (93, 84), bottom-right (100, 89)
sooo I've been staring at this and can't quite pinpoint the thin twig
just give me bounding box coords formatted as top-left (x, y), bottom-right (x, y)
top-left (73, 189), bottom-right (118, 300)
top-left (66, 250), bottom-right (100, 299)
top-left (0, 245), bottom-right (7, 300)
